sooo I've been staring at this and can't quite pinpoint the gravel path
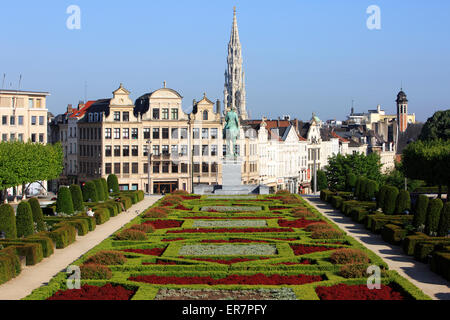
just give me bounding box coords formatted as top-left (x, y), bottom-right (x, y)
top-left (304, 196), bottom-right (450, 301)
top-left (0, 195), bottom-right (162, 300)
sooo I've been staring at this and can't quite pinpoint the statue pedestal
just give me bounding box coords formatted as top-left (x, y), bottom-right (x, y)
top-left (222, 158), bottom-right (242, 187)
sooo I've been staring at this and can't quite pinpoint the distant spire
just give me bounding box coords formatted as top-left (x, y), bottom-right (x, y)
top-left (163, 81), bottom-right (166, 88)
top-left (230, 6), bottom-right (240, 45)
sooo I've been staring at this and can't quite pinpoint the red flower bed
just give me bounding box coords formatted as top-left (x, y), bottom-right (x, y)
top-left (269, 206), bottom-right (289, 211)
top-left (200, 239), bottom-right (269, 244)
top-left (269, 238), bottom-right (299, 241)
top-left (47, 284), bottom-right (134, 300)
top-left (291, 244), bottom-right (336, 255)
top-left (315, 284), bottom-right (404, 300)
top-left (162, 202), bottom-right (173, 207)
top-left (122, 248), bottom-right (166, 256)
top-left (161, 238), bottom-right (185, 242)
top-left (273, 260), bottom-right (311, 265)
top-left (181, 196), bottom-right (201, 200)
top-left (142, 260), bottom-right (178, 265)
top-left (167, 228), bottom-right (294, 234)
top-left (180, 216), bottom-right (278, 220)
top-left (278, 219), bottom-right (324, 228)
top-left (174, 205), bottom-right (191, 211)
top-left (184, 257), bottom-right (270, 265)
top-left (129, 273), bottom-right (323, 285)
top-left (143, 220), bottom-right (183, 229)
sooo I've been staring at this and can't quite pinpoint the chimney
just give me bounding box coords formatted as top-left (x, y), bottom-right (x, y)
top-left (67, 104), bottom-right (73, 114)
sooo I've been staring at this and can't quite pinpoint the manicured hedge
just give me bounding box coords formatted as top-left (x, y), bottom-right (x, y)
top-left (46, 223), bottom-right (77, 249)
top-left (56, 186), bottom-right (74, 215)
top-left (107, 174), bottom-right (120, 193)
top-left (320, 190), bottom-right (334, 202)
top-left (13, 243), bottom-right (43, 266)
top-left (28, 198), bottom-right (46, 232)
top-left (381, 224), bottom-right (407, 245)
top-left (431, 251), bottom-right (450, 281)
top-left (93, 208), bottom-right (110, 225)
top-left (16, 202), bottom-right (34, 238)
top-left (383, 186), bottom-right (399, 215)
top-left (82, 181), bottom-right (98, 203)
top-left (402, 233), bottom-right (450, 256)
top-left (101, 178), bottom-right (109, 200)
top-left (19, 233), bottom-right (54, 258)
top-left (366, 214), bottom-right (413, 234)
top-left (365, 180), bottom-right (379, 202)
top-left (425, 199), bottom-right (443, 236)
top-left (395, 190), bottom-right (411, 215)
top-left (0, 204), bottom-right (17, 239)
top-left (350, 207), bottom-right (370, 223)
top-left (377, 186), bottom-right (389, 210)
top-left (44, 217), bottom-right (89, 237)
top-left (413, 195), bottom-right (429, 229)
top-left (0, 247), bottom-right (21, 285)
top-left (331, 196), bottom-right (343, 210)
top-left (70, 184), bottom-right (84, 212)
top-left (437, 203), bottom-right (450, 237)
top-left (94, 179), bottom-right (106, 202)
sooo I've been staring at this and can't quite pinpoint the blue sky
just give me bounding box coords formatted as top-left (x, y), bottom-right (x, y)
top-left (1, 0), bottom-right (449, 122)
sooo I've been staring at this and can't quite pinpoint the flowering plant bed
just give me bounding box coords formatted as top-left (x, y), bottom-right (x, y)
top-left (122, 248), bottom-right (166, 256)
top-left (291, 244), bottom-right (337, 255)
top-left (315, 284), bottom-right (405, 300)
top-left (47, 284), bottom-right (135, 300)
top-left (167, 228), bottom-right (294, 234)
top-left (278, 219), bottom-right (324, 229)
top-left (143, 220), bottom-right (183, 229)
top-left (183, 257), bottom-right (270, 265)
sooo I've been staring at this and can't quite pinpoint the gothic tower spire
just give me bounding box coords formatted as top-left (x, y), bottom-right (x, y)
top-left (224, 6), bottom-right (248, 120)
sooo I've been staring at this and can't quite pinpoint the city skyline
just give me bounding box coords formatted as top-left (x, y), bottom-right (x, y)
top-left (1, 1), bottom-right (449, 122)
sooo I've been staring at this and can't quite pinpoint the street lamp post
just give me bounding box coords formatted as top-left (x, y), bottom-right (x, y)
top-left (146, 140), bottom-right (152, 195)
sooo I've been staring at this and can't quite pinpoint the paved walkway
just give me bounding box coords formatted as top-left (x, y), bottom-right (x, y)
top-left (304, 196), bottom-right (450, 300)
top-left (0, 195), bottom-right (162, 300)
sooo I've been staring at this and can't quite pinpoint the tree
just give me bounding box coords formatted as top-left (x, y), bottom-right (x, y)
top-left (312, 170), bottom-right (328, 192)
top-left (28, 198), bottom-right (45, 232)
top-left (425, 198), bottom-right (444, 236)
top-left (69, 184), bottom-right (84, 212)
top-left (365, 180), bottom-right (379, 201)
top-left (0, 204), bottom-right (17, 238)
top-left (419, 110), bottom-right (450, 142)
top-left (324, 153), bottom-right (382, 191)
top-left (16, 201), bottom-right (34, 237)
top-left (437, 203), bottom-right (450, 237)
top-left (383, 163), bottom-right (424, 193)
top-left (402, 139), bottom-right (450, 198)
top-left (377, 185), bottom-right (389, 210)
top-left (82, 181), bottom-right (98, 202)
top-left (413, 195), bottom-right (429, 229)
top-left (56, 186), bottom-right (74, 215)
top-left (346, 173), bottom-right (357, 192)
top-left (101, 178), bottom-right (109, 200)
top-left (383, 186), bottom-right (399, 215)
top-left (107, 174), bottom-right (119, 193)
top-left (395, 190), bottom-right (411, 215)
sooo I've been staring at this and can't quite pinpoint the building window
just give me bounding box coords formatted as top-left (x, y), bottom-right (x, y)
top-left (143, 145), bottom-right (149, 156)
top-left (153, 128), bottom-right (160, 139)
top-left (193, 128), bottom-right (200, 139)
top-left (193, 145), bottom-right (200, 156)
top-left (181, 163), bottom-right (188, 173)
top-left (105, 163), bottom-right (112, 174)
top-left (132, 145), bottom-right (138, 156)
top-left (203, 110), bottom-right (208, 120)
top-left (114, 146), bottom-right (121, 157)
top-left (171, 145), bottom-right (178, 155)
top-left (162, 108), bottom-right (169, 120)
top-left (172, 162), bottom-right (178, 173)
top-left (114, 128), bottom-right (120, 139)
top-left (234, 145), bottom-right (240, 156)
top-left (211, 162), bottom-right (218, 173)
top-left (144, 128), bottom-right (150, 139)
top-left (39, 134), bottom-right (44, 143)
top-left (18, 116), bottom-right (24, 125)
top-left (153, 108), bottom-right (160, 120)
top-left (180, 128), bottom-right (188, 139)
top-left (123, 163), bottom-right (130, 174)
top-left (153, 161), bottom-right (160, 173)
top-left (193, 163), bottom-right (200, 173)
top-left (31, 116), bottom-right (37, 125)
top-left (123, 112), bottom-right (129, 122)
top-left (211, 128), bottom-right (218, 139)
top-left (123, 128), bottom-right (129, 139)
top-left (105, 128), bottom-right (112, 139)
top-left (162, 162), bottom-right (169, 173)
top-left (143, 163), bottom-right (148, 174)
top-left (2, 116), bottom-right (7, 125)
top-left (28, 98), bottom-right (34, 108)
top-left (114, 163), bottom-right (121, 174)
top-left (132, 163), bottom-right (138, 174)
top-left (202, 128), bottom-right (209, 139)
top-left (18, 134), bottom-right (23, 142)
top-left (171, 128), bottom-right (178, 139)
top-left (153, 145), bottom-right (160, 156)
top-left (114, 112), bottom-right (120, 121)
top-left (105, 146), bottom-right (112, 157)
top-left (123, 145), bottom-right (130, 157)
top-left (162, 128), bottom-right (169, 139)
top-left (162, 145), bottom-right (169, 155)
top-left (9, 116), bottom-right (15, 125)
top-left (202, 145), bottom-right (209, 156)
top-left (132, 128), bottom-right (138, 139)
top-left (10, 133), bottom-right (15, 141)
top-left (211, 145), bottom-right (218, 156)
top-left (202, 162), bottom-right (209, 173)
top-left (181, 145), bottom-right (188, 156)
top-left (36, 99), bottom-right (41, 108)
top-left (171, 109), bottom-right (178, 120)
top-left (31, 134), bottom-right (36, 142)
top-left (223, 145), bottom-right (227, 156)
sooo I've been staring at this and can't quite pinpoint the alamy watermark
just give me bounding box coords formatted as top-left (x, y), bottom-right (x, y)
top-left (66, 5), bottom-right (81, 30)
top-left (367, 265), bottom-right (381, 290)
top-left (366, 5), bottom-right (381, 30)
top-left (66, 265), bottom-right (81, 289)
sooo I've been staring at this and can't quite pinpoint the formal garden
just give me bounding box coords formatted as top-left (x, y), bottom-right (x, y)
top-left (0, 174), bottom-right (145, 285)
top-left (21, 190), bottom-right (430, 300)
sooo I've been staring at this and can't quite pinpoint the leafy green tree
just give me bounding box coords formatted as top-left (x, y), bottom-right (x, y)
top-left (383, 163), bottom-right (424, 192)
top-left (346, 173), bottom-right (357, 192)
top-left (395, 190), bottom-right (411, 214)
top-left (0, 204), bottom-right (17, 238)
top-left (69, 184), bottom-right (84, 212)
top-left (325, 153), bottom-right (382, 191)
top-left (437, 203), bottom-right (450, 237)
top-left (413, 195), bottom-right (429, 229)
top-left (16, 201), bottom-right (34, 237)
top-left (402, 139), bottom-right (450, 198)
top-left (56, 186), bottom-right (74, 215)
top-left (82, 181), bottom-right (98, 202)
top-left (419, 110), bottom-right (450, 141)
top-left (28, 198), bottom-right (45, 232)
top-left (425, 198), bottom-right (444, 236)
top-left (311, 170), bottom-right (328, 192)
top-left (107, 174), bottom-right (120, 193)
top-left (365, 180), bottom-right (379, 201)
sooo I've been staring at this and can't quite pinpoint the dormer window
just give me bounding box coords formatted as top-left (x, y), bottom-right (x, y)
top-left (114, 112), bottom-right (120, 121)
top-left (171, 108), bottom-right (178, 120)
top-left (203, 110), bottom-right (208, 120)
top-left (89, 113), bottom-right (93, 122)
top-left (94, 113), bottom-right (99, 122)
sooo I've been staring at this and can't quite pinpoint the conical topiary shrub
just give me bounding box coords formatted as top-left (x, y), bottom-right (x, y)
top-left (0, 204), bottom-right (17, 239)
top-left (82, 181), bottom-right (98, 203)
top-left (69, 184), bottom-right (84, 212)
top-left (425, 198), bottom-right (444, 236)
top-left (365, 180), bottom-right (379, 201)
top-left (16, 201), bottom-right (34, 238)
top-left (395, 190), bottom-right (411, 215)
top-left (346, 173), bottom-right (357, 192)
top-left (383, 186), bottom-right (399, 215)
top-left (101, 178), bottom-right (109, 200)
top-left (437, 202), bottom-right (450, 237)
top-left (377, 185), bottom-right (389, 210)
top-left (413, 194), bottom-right (429, 229)
top-left (56, 186), bottom-right (74, 215)
top-left (94, 179), bottom-right (105, 201)
top-left (28, 198), bottom-right (45, 232)
top-left (107, 174), bottom-right (119, 193)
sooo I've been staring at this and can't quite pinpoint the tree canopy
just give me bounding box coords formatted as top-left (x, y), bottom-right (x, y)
top-left (0, 141), bottom-right (63, 191)
top-left (324, 153), bottom-right (382, 191)
top-left (419, 109), bottom-right (450, 141)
